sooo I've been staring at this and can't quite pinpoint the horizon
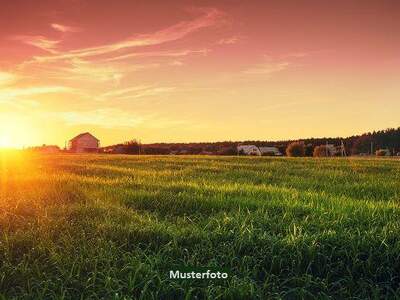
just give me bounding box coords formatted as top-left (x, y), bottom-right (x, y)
top-left (1, 0), bottom-right (400, 148)
top-left (7, 125), bottom-right (398, 150)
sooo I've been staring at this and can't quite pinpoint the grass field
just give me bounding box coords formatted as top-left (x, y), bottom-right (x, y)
top-left (0, 153), bottom-right (399, 299)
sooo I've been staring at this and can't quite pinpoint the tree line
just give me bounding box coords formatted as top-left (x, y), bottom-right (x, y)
top-left (100, 127), bottom-right (400, 156)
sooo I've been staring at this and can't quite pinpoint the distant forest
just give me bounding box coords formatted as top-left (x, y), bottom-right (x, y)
top-left (101, 127), bottom-right (400, 156)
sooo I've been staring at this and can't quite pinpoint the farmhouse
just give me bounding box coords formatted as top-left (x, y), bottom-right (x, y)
top-left (68, 132), bottom-right (100, 153)
top-left (237, 145), bottom-right (261, 156)
top-left (259, 146), bottom-right (282, 156)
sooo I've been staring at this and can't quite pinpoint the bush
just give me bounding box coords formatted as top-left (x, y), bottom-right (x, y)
top-left (305, 144), bottom-right (314, 157)
top-left (313, 145), bottom-right (329, 157)
top-left (218, 147), bottom-right (237, 156)
top-left (238, 149), bottom-right (246, 156)
top-left (286, 142), bottom-right (305, 157)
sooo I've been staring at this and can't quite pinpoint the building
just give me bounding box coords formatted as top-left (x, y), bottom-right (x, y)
top-left (376, 149), bottom-right (391, 156)
top-left (326, 144), bottom-right (338, 156)
top-left (259, 146), bottom-right (282, 156)
top-left (101, 144), bottom-right (125, 154)
top-left (237, 145), bottom-right (261, 156)
top-left (29, 145), bottom-right (60, 154)
top-left (68, 132), bottom-right (99, 153)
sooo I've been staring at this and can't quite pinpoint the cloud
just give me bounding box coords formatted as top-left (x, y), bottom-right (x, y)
top-left (121, 87), bottom-right (176, 99)
top-left (241, 51), bottom-right (310, 76)
top-left (0, 72), bottom-right (17, 86)
top-left (51, 108), bottom-right (191, 130)
top-left (282, 52), bottom-right (309, 58)
top-left (169, 60), bottom-right (184, 66)
top-left (104, 49), bottom-right (209, 62)
top-left (0, 86), bottom-right (74, 103)
top-left (31, 8), bottom-right (222, 62)
top-left (217, 36), bottom-right (240, 45)
top-left (54, 108), bottom-right (145, 128)
top-left (39, 58), bottom-right (160, 84)
top-left (100, 86), bottom-right (152, 98)
top-left (99, 85), bottom-right (176, 100)
top-left (56, 58), bottom-right (124, 83)
top-left (51, 23), bottom-right (81, 33)
top-left (243, 62), bottom-right (290, 75)
top-left (13, 35), bottom-right (60, 53)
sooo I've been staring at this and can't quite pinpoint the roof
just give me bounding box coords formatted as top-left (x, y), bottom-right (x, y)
top-left (69, 132), bottom-right (99, 142)
top-left (259, 146), bottom-right (279, 150)
top-left (237, 145), bottom-right (258, 149)
top-left (259, 147), bottom-right (281, 154)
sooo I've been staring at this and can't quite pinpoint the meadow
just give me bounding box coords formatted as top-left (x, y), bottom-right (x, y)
top-left (0, 153), bottom-right (399, 299)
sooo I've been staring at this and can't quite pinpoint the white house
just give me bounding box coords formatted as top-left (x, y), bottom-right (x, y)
top-left (259, 146), bottom-right (282, 156)
top-left (237, 145), bottom-right (261, 156)
top-left (68, 132), bottom-right (99, 153)
top-left (326, 144), bottom-right (338, 156)
top-left (376, 149), bottom-right (391, 156)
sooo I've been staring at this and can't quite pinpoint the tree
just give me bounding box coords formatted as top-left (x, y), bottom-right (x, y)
top-left (351, 135), bottom-right (373, 155)
top-left (123, 140), bottom-right (141, 154)
top-left (286, 142), bottom-right (305, 157)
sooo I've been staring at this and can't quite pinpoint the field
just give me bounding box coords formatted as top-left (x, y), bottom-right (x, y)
top-left (0, 153), bottom-right (399, 299)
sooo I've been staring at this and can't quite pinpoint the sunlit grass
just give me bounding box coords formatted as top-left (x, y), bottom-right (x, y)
top-left (0, 154), bottom-right (399, 299)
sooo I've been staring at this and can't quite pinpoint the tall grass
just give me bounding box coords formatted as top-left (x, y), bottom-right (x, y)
top-left (0, 153), bottom-right (399, 299)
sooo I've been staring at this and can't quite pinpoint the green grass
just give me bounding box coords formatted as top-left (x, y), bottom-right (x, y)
top-left (0, 153), bottom-right (399, 299)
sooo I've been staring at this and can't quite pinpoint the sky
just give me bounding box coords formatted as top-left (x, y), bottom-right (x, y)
top-left (1, 0), bottom-right (400, 148)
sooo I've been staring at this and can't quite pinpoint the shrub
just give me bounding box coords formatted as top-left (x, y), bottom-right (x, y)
top-left (305, 144), bottom-right (314, 157)
top-left (218, 147), bottom-right (237, 156)
top-left (238, 149), bottom-right (246, 156)
top-left (286, 142), bottom-right (305, 157)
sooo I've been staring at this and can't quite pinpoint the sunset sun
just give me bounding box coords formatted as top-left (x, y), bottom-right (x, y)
top-left (0, 116), bottom-right (38, 149)
top-left (0, 135), bottom-right (12, 148)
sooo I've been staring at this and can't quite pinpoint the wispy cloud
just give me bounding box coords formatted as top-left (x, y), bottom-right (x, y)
top-left (40, 58), bottom-right (160, 84)
top-left (281, 52), bottom-right (309, 58)
top-left (217, 36), bottom-right (241, 45)
top-left (169, 60), bottom-right (184, 66)
top-left (13, 35), bottom-right (60, 53)
top-left (54, 108), bottom-right (145, 128)
top-left (241, 51), bottom-right (311, 76)
top-left (0, 85), bottom-right (74, 103)
top-left (51, 23), bottom-right (81, 33)
top-left (56, 58), bottom-right (124, 83)
top-left (31, 8), bottom-right (222, 63)
top-left (122, 87), bottom-right (176, 99)
top-left (50, 108), bottom-right (192, 130)
top-left (100, 86), bottom-right (152, 98)
top-left (104, 49), bottom-right (209, 62)
top-left (0, 72), bottom-right (17, 86)
top-left (243, 62), bottom-right (290, 75)
top-left (99, 85), bottom-right (176, 101)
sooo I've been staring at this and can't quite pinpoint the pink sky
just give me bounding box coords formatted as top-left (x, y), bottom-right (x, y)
top-left (1, 0), bottom-right (399, 147)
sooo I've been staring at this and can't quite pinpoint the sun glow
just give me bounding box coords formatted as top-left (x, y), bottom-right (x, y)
top-left (0, 115), bottom-right (39, 149)
top-left (0, 135), bottom-right (12, 148)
